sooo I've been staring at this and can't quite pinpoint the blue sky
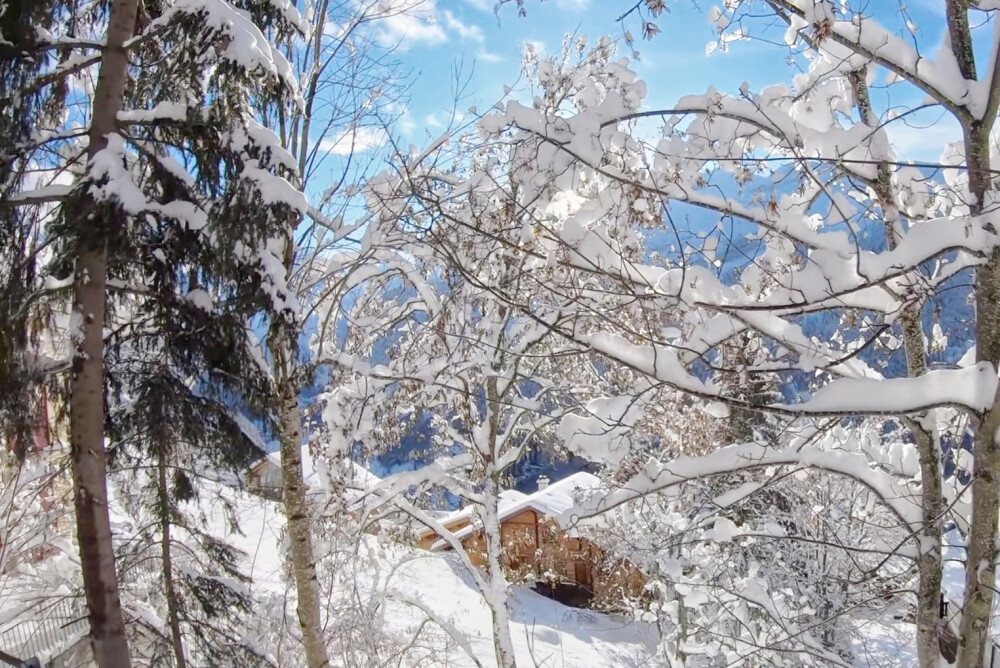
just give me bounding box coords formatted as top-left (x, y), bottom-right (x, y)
top-left (365, 0), bottom-right (971, 163)
top-left (382, 0), bottom-right (775, 138)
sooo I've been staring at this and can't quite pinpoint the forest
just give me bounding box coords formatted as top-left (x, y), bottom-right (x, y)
top-left (2, 0), bottom-right (1000, 666)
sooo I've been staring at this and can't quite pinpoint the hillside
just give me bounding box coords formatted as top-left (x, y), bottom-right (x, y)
top-left (0, 476), bottom-right (926, 667)
top-left (206, 484), bottom-right (660, 667)
top-left (198, 485), bottom-right (915, 667)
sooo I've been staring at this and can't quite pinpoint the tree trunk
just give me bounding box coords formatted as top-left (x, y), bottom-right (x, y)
top-left (912, 423), bottom-right (945, 668)
top-left (158, 447), bottom-right (187, 668)
top-left (273, 320), bottom-right (330, 668)
top-left (950, 2), bottom-right (1000, 657)
top-left (960, 237), bottom-right (1000, 668)
top-left (850, 69), bottom-right (944, 667)
top-left (959, 122), bottom-right (1000, 665)
top-left (956, 95), bottom-right (1000, 668)
top-left (69, 1), bottom-right (138, 665)
top-left (482, 475), bottom-right (517, 668)
top-left (674, 588), bottom-right (687, 667)
top-left (882, 188), bottom-right (944, 668)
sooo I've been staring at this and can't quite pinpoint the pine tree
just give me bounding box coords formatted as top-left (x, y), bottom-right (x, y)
top-left (109, 364), bottom-right (272, 666)
top-left (64, 2), bottom-right (142, 663)
top-left (713, 330), bottom-right (781, 447)
top-left (83, 0), bottom-right (304, 663)
top-left (0, 0), bottom-right (68, 456)
top-left (3, 0), bottom-right (306, 663)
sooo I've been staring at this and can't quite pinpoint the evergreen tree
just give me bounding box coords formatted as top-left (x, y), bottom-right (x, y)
top-left (83, 0), bottom-right (303, 663)
top-left (0, 0), bottom-right (305, 663)
top-left (0, 0), bottom-right (68, 456)
top-left (713, 330), bottom-right (781, 446)
top-left (63, 1), bottom-right (141, 662)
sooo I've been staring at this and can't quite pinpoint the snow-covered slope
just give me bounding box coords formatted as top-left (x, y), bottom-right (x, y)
top-left (0, 479), bottom-right (929, 667)
top-left (205, 484), bottom-right (659, 667)
top-left (203, 484), bottom-right (924, 667)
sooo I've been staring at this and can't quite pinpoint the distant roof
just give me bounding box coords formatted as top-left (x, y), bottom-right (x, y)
top-left (429, 472), bottom-right (604, 550)
top-left (250, 447), bottom-right (381, 497)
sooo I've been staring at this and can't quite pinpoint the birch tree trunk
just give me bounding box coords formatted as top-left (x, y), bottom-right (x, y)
top-left (958, 119), bottom-right (999, 668)
top-left (69, 1), bottom-right (138, 664)
top-left (267, 10), bottom-right (332, 658)
top-left (951, 0), bottom-right (1000, 663)
top-left (480, 374), bottom-right (517, 668)
top-left (848, 69), bottom-right (944, 668)
top-left (271, 272), bottom-right (330, 668)
top-left (482, 474), bottom-right (517, 668)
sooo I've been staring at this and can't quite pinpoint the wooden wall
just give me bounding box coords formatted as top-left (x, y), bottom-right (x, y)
top-left (421, 508), bottom-right (646, 609)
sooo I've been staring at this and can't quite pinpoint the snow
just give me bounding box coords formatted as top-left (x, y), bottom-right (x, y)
top-left (776, 363), bottom-right (1000, 415)
top-left (117, 101), bottom-right (187, 123)
top-left (6, 184), bottom-right (72, 204)
top-left (0, 470), bottom-right (957, 667)
top-left (202, 483), bottom-right (659, 667)
top-left (156, 0), bottom-right (300, 97)
top-left (184, 288), bottom-right (213, 311)
top-left (579, 439), bottom-right (924, 539)
top-left (559, 397), bottom-right (644, 467)
top-left (416, 489), bottom-right (528, 540)
top-left (88, 133), bottom-right (148, 214)
top-left (382, 554), bottom-right (658, 667)
top-left (248, 448), bottom-right (381, 503)
top-left (13, 3), bottom-right (1000, 665)
top-left (850, 611), bottom-right (916, 668)
top-left (428, 473), bottom-right (605, 548)
top-left (43, 274), bottom-right (74, 291)
top-left (250, 445), bottom-right (382, 492)
top-left (941, 529), bottom-right (1000, 648)
top-left (707, 516), bottom-right (739, 543)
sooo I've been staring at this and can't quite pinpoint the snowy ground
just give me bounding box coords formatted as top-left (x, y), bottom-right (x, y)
top-left (850, 611), bottom-right (916, 668)
top-left (209, 486), bottom-right (659, 666)
top-left (203, 485), bottom-right (920, 667)
top-left (0, 481), bottom-right (925, 667)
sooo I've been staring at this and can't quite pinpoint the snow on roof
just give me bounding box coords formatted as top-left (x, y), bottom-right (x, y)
top-left (250, 448), bottom-right (380, 495)
top-left (429, 472), bottom-right (604, 549)
top-left (415, 489), bottom-right (528, 538)
top-left (512, 472), bottom-right (602, 521)
top-left (500, 488), bottom-right (528, 506)
top-left (346, 460), bottom-right (382, 490)
top-left (255, 446), bottom-right (320, 487)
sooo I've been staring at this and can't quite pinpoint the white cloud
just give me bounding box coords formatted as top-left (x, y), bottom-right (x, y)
top-left (443, 9), bottom-right (484, 42)
top-left (440, 8), bottom-right (501, 62)
top-left (909, 0), bottom-right (946, 16)
top-left (523, 39), bottom-right (546, 56)
top-left (462, 0), bottom-right (587, 12)
top-left (399, 107), bottom-right (417, 135)
top-left (375, 0), bottom-right (447, 47)
top-left (460, 0), bottom-right (495, 12)
top-left (372, 0), bottom-right (496, 53)
top-left (475, 49), bottom-right (502, 63)
top-left (317, 126), bottom-right (389, 155)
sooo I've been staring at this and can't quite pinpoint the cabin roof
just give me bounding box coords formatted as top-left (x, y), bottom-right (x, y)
top-left (428, 472), bottom-right (604, 550)
top-left (248, 447), bottom-right (381, 500)
top-left (415, 489), bottom-right (528, 538)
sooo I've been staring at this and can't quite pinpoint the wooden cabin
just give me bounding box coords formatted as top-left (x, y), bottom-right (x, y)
top-left (246, 448), bottom-right (381, 506)
top-left (418, 473), bottom-right (646, 609)
top-left (416, 489), bottom-right (527, 550)
top-left (246, 453), bottom-right (284, 501)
